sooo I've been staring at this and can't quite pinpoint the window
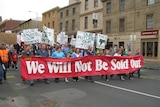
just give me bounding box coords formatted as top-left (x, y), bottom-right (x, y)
top-left (60, 12), bottom-right (63, 18)
top-left (52, 21), bottom-right (54, 29)
top-left (119, 42), bottom-right (124, 48)
top-left (85, 0), bottom-right (89, 10)
top-left (106, 42), bottom-right (113, 49)
top-left (60, 23), bottom-right (63, 31)
top-left (65, 21), bottom-right (68, 32)
top-left (154, 42), bottom-right (158, 57)
top-left (72, 7), bottom-right (76, 15)
top-left (85, 17), bottom-right (88, 29)
top-left (147, 0), bottom-right (154, 5)
top-left (48, 13), bottom-right (50, 18)
top-left (119, 0), bottom-right (125, 11)
top-left (66, 10), bottom-right (69, 17)
top-left (93, 19), bottom-right (98, 28)
top-left (119, 18), bottom-right (125, 32)
top-left (106, 21), bottom-right (111, 33)
top-left (106, 2), bottom-right (111, 14)
top-left (142, 40), bottom-right (158, 57)
top-left (147, 42), bottom-right (153, 56)
top-left (48, 22), bottom-right (50, 28)
top-left (72, 19), bottom-right (75, 30)
top-left (146, 14), bottom-right (154, 29)
top-left (142, 42), bottom-right (145, 56)
top-left (94, 0), bottom-right (98, 7)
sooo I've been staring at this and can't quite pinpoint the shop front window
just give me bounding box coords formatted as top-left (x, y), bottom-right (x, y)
top-left (147, 42), bottom-right (153, 57)
top-left (154, 42), bottom-right (158, 57)
top-left (142, 42), bottom-right (145, 56)
top-left (142, 40), bottom-right (158, 58)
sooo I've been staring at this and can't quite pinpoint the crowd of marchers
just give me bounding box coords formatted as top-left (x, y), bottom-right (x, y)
top-left (0, 42), bottom-right (141, 85)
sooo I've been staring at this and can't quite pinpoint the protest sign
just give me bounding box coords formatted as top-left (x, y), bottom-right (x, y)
top-left (56, 34), bottom-right (61, 43)
top-left (56, 32), bottom-right (68, 44)
top-left (64, 35), bottom-right (68, 44)
top-left (20, 33), bottom-right (24, 42)
top-left (38, 31), bottom-right (42, 43)
top-left (75, 31), bottom-right (95, 49)
top-left (17, 34), bottom-right (21, 45)
top-left (41, 26), bottom-right (54, 45)
top-left (96, 34), bottom-right (108, 49)
top-left (70, 38), bottom-right (76, 46)
top-left (20, 55), bottom-right (144, 80)
top-left (23, 29), bottom-right (39, 44)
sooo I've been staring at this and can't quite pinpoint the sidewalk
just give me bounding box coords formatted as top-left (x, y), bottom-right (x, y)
top-left (142, 62), bottom-right (160, 70)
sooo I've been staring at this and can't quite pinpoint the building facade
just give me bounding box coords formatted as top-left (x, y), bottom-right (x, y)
top-left (102, 0), bottom-right (160, 62)
top-left (58, 2), bottom-right (81, 40)
top-left (11, 19), bottom-right (42, 33)
top-left (79, 0), bottom-right (103, 33)
top-left (69, 0), bottom-right (80, 4)
top-left (42, 7), bottom-right (59, 35)
top-left (0, 19), bottom-right (22, 32)
top-left (0, 16), bottom-right (2, 22)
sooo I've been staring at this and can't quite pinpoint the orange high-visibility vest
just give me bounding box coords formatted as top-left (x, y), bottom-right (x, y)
top-left (0, 49), bottom-right (9, 62)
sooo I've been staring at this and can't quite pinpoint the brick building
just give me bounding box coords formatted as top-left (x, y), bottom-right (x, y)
top-left (102, 0), bottom-right (160, 62)
top-left (11, 19), bottom-right (42, 33)
top-left (79, 0), bottom-right (103, 33)
top-left (0, 19), bottom-right (23, 32)
top-left (42, 7), bottom-right (59, 41)
top-left (58, 1), bottom-right (81, 40)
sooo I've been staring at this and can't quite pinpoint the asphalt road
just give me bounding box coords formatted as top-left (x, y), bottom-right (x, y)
top-left (0, 68), bottom-right (160, 107)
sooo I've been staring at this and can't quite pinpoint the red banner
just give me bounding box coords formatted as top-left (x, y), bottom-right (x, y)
top-left (20, 56), bottom-right (144, 80)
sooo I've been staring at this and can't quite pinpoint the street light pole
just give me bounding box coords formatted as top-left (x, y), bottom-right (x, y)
top-left (28, 11), bottom-right (38, 29)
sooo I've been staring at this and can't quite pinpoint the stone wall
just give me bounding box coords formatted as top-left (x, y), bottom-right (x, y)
top-left (0, 33), bottom-right (16, 44)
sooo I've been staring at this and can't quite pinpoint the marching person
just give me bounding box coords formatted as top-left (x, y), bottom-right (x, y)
top-left (36, 43), bottom-right (50, 84)
top-left (103, 49), bottom-right (110, 81)
top-left (11, 49), bottom-right (18, 70)
top-left (134, 49), bottom-right (142, 78)
top-left (127, 51), bottom-right (134, 80)
top-left (62, 43), bottom-right (69, 57)
top-left (51, 46), bottom-right (65, 83)
top-left (0, 42), bottom-right (10, 80)
top-left (0, 56), bottom-right (3, 84)
top-left (22, 45), bottom-right (34, 86)
top-left (114, 49), bottom-right (125, 81)
top-left (71, 48), bottom-right (83, 82)
top-left (64, 53), bottom-right (70, 83)
top-left (108, 47), bottom-right (114, 56)
top-left (84, 45), bottom-right (94, 83)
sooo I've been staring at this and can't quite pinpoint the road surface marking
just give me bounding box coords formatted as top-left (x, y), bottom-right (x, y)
top-left (7, 75), bottom-right (15, 79)
top-left (79, 77), bottom-right (160, 100)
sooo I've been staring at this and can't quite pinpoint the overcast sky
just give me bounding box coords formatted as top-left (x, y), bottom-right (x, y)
top-left (0, 0), bottom-right (69, 21)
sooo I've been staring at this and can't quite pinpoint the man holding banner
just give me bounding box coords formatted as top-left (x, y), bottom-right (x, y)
top-left (21, 45), bottom-right (34, 86)
top-left (84, 45), bottom-right (95, 83)
top-left (36, 43), bottom-right (50, 84)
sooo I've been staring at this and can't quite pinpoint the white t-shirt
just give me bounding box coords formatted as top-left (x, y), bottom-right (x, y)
top-left (114, 53), bottom-right (121, 56)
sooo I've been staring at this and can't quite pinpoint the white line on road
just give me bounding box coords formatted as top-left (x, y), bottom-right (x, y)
top-left (80, 77), bottom-right (160, 100)
top-left (94, 81), bottom-right (160, 100)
